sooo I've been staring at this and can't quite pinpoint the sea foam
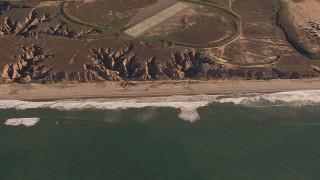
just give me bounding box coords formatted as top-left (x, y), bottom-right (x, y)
top-left (215, 90), bottom-right (320, 106)
top-left (4, 118), bottom-right (40, 127)
top-left (0, 95), bottom-right (217, 122)
top-left (0, 90), bottom-right (320, 122)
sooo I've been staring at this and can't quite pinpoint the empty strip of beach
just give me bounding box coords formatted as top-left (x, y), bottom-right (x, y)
top-left (0, 79), bottom-right (320, 100)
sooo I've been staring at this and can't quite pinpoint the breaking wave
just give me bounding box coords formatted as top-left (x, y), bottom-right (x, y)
top-left (4, 118), bottom-right (40, 127)
top-left (0, 90), bottom-right (320, 122)
top-left (215, 90), bottom-right (320, 107)
top-left (0, 96), bottom-right (216, 122)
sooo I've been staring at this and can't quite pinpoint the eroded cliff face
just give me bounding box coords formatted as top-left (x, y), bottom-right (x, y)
top-left (0, 3), bottom-right (34, 36)
top-left (0, 42), bottom-right (319, 84)
top-left (0, 2), bottom-right (13, 15)
top-left (81, 44), bottom-right (320, 81)
top-left (0, 1), bottom-right (319, 84)
top-left (0, 6), bottom-right (86, 38)
top-left (85, 45), bottom-right (214, 81)
top-left (0, 44), bottom-right (53, 83)
top-left (24, 22), bottom-right (90, 39)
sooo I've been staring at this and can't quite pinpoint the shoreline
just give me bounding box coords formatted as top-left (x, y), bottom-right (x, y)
top-left (0, 79), bottom-right (320, 101)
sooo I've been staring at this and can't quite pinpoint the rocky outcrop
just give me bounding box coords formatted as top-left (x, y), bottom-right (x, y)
top-left (43, 70), bottom-right (106, 83)
top-left (24, 22), bottom-right (90, 38)
top-left (0, 2), bottom-right (38, 36)
top-left (0, 44), bottom-right (53, 83)
top-left (84, 46), bottom-right (215, 81)
top-left (0, 2), bottom-right (13, 15)
top-left (0, 4), bottom-right (87, 38)
top-left (35, 65), bottom-right (320, 84)
top-left (0, 43), bottom-right (320, 84)
top-left (18, 12), bottom-right (52, 37)
top-left (80, 45), bottom-right (320, 82)
top-left (0, 16), bottom-right (24, 35)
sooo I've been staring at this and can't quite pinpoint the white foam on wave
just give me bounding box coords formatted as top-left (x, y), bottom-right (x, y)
top-left (137, 108), bottom-right (157, 122)
top-left (178, 107), bottom-right (201, 122)
top-left (1, 90), bottom-right (320, 122)
top-left (4, 118), bottom-right (40, 127)
top-left (0, 95), bottom-right (218, 122)
top-left (215, 90), bottom-right (320, 106)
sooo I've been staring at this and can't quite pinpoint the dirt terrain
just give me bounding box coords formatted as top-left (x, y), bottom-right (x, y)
top-left (0, 0), bottom-right (320, 84)
top-left (280, 0), bottom-right (320, 59)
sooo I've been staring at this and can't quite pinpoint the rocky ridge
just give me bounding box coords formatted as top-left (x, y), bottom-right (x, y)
top-left (0, 2), bottom-right (87, 38)
top-left (24, 22), bottom-right (89, 38)
top-left (0, 44), bottom-right (53, 83)
top-left (0, 43), bottom-right (319, 84)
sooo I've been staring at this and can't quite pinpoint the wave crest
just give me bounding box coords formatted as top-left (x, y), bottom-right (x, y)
top-left (216, 90), bottom-right (320, 106)
top-left (0, 96), bottom-right (216, 122)
top-left (1, 90), bottom-right (320, 122)
top-left (4, 118), bottom-right (40, 127)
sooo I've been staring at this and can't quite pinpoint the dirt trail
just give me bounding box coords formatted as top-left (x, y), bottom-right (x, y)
top-left (209, 0), bottom-right (286, 68)
top-left (213, 0), bottom-right (244, 65)
top-left (221, 0), bottom-right (243, 47)
top-left (69, 39), bottom-right (93, 65)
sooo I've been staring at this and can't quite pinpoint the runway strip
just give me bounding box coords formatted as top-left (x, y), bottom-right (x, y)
top-left (124, 2), bottom-right (190, 37)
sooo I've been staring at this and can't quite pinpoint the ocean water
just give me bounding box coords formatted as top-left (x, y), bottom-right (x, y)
top-left (1, 91), bottom-right (320, 179)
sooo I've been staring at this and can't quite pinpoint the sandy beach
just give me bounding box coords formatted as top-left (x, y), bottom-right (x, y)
top-left (0, 79), bottom-right (319, 100)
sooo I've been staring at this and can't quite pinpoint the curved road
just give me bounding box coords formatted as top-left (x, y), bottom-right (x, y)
top-left (221, 0), bottom-right (243, 47)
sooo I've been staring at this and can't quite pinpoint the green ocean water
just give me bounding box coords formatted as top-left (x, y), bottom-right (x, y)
top-left (1, 104), bottom-right (320, 180)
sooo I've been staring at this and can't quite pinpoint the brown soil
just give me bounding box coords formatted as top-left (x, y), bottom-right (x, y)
top-left (219, 0), bottom-right (293, 64)
top-left (284, 0), bottom-right (320, 27)
top-left (168, 16), bottom-right (232, 44)
top-left (282, 0), bottom-right (320, 57)
top-left (1, 0), bottom-right (320, 84)
top-left (143, 3), bottom-right (236, 46)
top-left (36, 1), bottom-right (61, 8)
